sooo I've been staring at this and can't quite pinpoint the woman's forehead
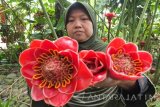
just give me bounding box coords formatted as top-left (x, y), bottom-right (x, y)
top-left (68, 9), bottom-right (88, 17)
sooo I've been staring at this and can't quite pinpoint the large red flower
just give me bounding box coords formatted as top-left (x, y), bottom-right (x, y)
top-left (19, 37), bottom-right (93, 106)
top-left (79, 50), bottom-right (107, 85)
top-left (106, 37), bottom-right (152, 80)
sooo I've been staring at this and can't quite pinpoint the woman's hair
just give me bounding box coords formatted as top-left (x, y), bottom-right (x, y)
top-left (65, 2), bottom-right (92, 25)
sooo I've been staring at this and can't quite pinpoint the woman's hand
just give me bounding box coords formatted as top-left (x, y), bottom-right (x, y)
top-left (94, 74), bottom-right (137, 91)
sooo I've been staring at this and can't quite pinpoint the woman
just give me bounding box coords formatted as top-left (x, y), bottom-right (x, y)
top-left (32, 2), bottom-right (155, 107)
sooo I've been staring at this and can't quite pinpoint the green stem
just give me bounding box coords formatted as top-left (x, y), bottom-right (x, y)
top-left (39, 0), bottom-right (58, 39)
top-left (108, 22), bottom-right (111, 42)
top-left (131, 0), bottom-right (136, 41)
top-left (133, 0), bottom-right (150, 42)
top-left (145, 0), bottom-right (159, 51)
top-left (56, 0), bottom-right (65, 11)
top-left (115, 0), bottom-right (128, 37)
top-left (153, 51), bottom-right (160, 85)
top-left (88, 3), bottom-right (114, 38)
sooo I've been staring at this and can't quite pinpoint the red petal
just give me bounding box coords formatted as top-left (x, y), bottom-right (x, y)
top-left (122, 43), bottom-right (138, 53)
top-left (106, 54), bottom-right (111, 69)
top-left (140, 60), bottom-right (152, 72)
top-left (19, 48), bottom-right (36, 66)
top-left (107, 37), bottom-right (125, 49)
top-left (109, 68), bottom-right (141, 80)
top-left (92, 71), bottom-right (107, 84)
top-left (48, 92), bottom-right (73, 106)
top-left (76, 60), bottom-right (93, 92)
top-left (128, 52), bottom-right (139, 59)
top-left (43, 88), bottom-right (59, 98)
top-left (21, 61), bottom-right (36, 79)
top-left (30, 39), bottom-right (43, 48)
top-left (96, 52), bottom-right (106, 66)
top-left (34, 48), bottom-right (48, 59)
top-left (58, 78), bottom-right (77, 94)
top-left (138, 51), bottom-right (153, 64)
top-left (32, 79), bottom-right (42, 85)
top-left (106, 47), bottom-right (115, 68)
top-left (25, 79), bottom-right (32, 88)
top-left (82, 50), bottom-right (96, 59)
top-left (54, 36), bottom-right (78, 52)
top-left (31, 85), bottom-right (44, 101)
top-left (60, 50), bottom-right (79, 68)
top-left (79, 50), bottom-right (88, 58)
top-left (44, 99), bottom-right (50, 105)
top-left (72, 65), bottom-right (78, 78)
top-left (107, 47), bottom-right (117, 55)
top-left (138, 51), bottom-right (152, 72)
top-left (40, 39), bottom-right (58, 51)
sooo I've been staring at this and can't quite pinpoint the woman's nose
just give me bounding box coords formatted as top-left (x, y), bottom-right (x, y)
top-left (74, 20), bottom-right (82, 28)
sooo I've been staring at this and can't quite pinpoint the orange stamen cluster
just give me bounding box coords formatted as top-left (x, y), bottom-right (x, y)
top-left (111, 49), bottom-right (142, 75)
top-left (32, 50), bottom-right (73, 89)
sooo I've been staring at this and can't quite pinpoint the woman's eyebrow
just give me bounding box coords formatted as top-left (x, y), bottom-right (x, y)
top-left (69, 14), bottom-right (88, 18)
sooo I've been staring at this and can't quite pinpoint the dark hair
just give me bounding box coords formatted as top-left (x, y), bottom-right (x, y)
top-left (65, 2), bottom-right (92, 25)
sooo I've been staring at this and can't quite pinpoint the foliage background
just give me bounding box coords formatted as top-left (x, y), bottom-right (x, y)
top-left (0, 0), bottom-right (160, 106)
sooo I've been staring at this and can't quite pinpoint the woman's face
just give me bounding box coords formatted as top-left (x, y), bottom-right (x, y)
top-left (66, 9), bottom-right (93, 42)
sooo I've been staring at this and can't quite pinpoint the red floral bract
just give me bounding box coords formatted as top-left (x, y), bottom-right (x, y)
top-left (101, 37), bottom-right (107, 42)
top-left (79, 50), bottom-right (107, 85)
top-left (104, 12), bottom-right (116, 23)
top-left (106, 37), bottom-right (153, 80)
top-left (19, 36), bottom-right (93, 106)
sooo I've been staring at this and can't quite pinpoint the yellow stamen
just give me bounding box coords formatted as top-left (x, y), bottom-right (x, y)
top-left (67, 74), bottom-right (72, 79)
top-left (111, 54), bottom-right (120, 61)
top-left (117, 49), bottom-right (123, 55)
top-left (134, 67), bottom-right (142, 72)
top-left (127, 72), bottom-right (134, 76)
top-left (68, 64), bottom-right (73, 70)
top-left (64, 78), bottom-right (71, 85)
top-left (39, 80), bottom-right (47, 88)
top-left (111, 54), bottom-right (116, 60)
top-left (49, 50), bottom-right (58, 56)
top-left (33, 66), bottom-right (41, 71)
top-left (63, 57), bottom-right (69, 62)
top-left (62, 80), bottom-right (67, 87)
top-left (55, 81), bottom-right (61, 89)
top-left (113, 65), bottom-right (119, 71)
top-left (33, 74), bottom-right (43, 79)
top-left (133, 59), bottom-right (142, 66)
top-left (37, 58), bottom-right (45, 63)
top-left (47, 81), bottom-right (53, 88)
top-left (40, 53), bottom-right (49, 59)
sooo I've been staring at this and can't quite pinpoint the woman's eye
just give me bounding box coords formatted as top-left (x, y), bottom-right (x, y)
top-left (82, 18), bottom-right (89, 21)
top-left (68, 19), bottom-right (74, 22)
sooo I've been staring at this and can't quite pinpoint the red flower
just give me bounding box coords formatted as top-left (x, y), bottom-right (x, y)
top-left (0, 10), bottom-right (6, 24)
top-left (79, 50), bottom-right (107, 85)
top-left (106, 38), bottom-right (152, 80)
top-left (101, 37), bottom-right (107, 42)
top-left (140, 41), bottom-right (145, 48)
top-left (104, 12), bottom-right (116, 23)
top-left (19, 37), bottom-right (93, 106)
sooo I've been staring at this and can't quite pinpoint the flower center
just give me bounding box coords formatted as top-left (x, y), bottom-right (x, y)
top-left (32, 50), bottom-right (73, 89)
top-left (111, 49), bottom-right (142, 75)
top-left (83, 58), bottom-right (103, 74)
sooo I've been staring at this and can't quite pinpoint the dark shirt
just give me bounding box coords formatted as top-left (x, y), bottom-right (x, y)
top-left (31, 76), bottom-right (155, 107)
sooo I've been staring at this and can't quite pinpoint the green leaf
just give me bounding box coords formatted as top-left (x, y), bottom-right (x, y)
top-left (4, 100), bottom-right (11, 107)
top-left (0, 99), bottom-right (3, 107)
top-left (48, 0), bottom-right (55, 3)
